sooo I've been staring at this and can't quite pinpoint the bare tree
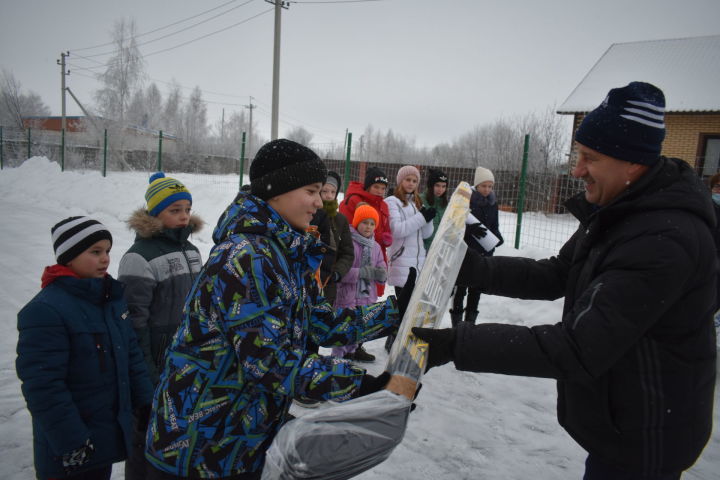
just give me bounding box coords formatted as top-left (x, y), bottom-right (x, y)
top-left (216, 110), bottom-right (264, 158)
top-left (94, 17), bottom-right (145, 127)
top-left (0, 69), bottom-right (50, 127)
top-left (161, 81), bottom-right (182, 136)
top-left (144, 83), bottom-right (163, 131)
top-left (353, 124), bottom-right (420, 164)
top-left (126, 88), bottom-right (146, 127)
top-left (176, 86), bottom-right (207, 167)
top-left (285, 126), bottom-right (313, 146)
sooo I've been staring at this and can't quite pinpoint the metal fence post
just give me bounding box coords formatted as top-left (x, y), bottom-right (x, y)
top-left (344, 132), bottom-right (352, 191)
top-left (0, 126), bottom-right (3, 170)
top-left (157, 130), bottom-right (163, 172)
top-left (102, 129), bottom-right (108, 177)
top-left (514, 134), bottom-right (530, 249)
top-left (239, 131), bottom-right (246, 189)
top-left (27, 127), bottom-right (31, 159)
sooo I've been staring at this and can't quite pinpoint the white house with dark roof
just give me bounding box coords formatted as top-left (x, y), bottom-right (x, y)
top-left (558, 34), bottom-right (720, 177)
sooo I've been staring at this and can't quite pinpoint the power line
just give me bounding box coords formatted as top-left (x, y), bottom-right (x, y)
top-left (252, 98), bottom-right (344, 137)
top-left (288, 0), bottom-right (384, 3)
top-left (65, 2), bottom-right (354, 144)
top-left (67, 70), bottom-right (341, 143)
top-left (143, 8), bottom-right (272, 57)
top-left (69, 0), bottom-right (245, 52)
top-left (69, 7), bottom-right (273, 72)
top-left (253, 104), bottom-right (343, 143)
top-left (69, 63), bottom-right (256, 108)
top-left (78, 0), bottom-right (256, 59)
top-left (70, 69), bottom-right (250, 107)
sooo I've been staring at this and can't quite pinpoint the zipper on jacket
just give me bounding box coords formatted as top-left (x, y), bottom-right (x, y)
top-left (181, 245), bottom-right (197, 282)
top-left (93, 333), bottom-right (107, 372)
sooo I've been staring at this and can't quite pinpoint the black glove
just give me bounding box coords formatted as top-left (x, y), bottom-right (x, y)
top-left (396, 267), bottom-right (417, 320)
top-left (359, 265), bottom-right (375, 281)
top-left (358, 371), bottom-right (391, 397)
top-left (455, 249), bottom-right (482, 287)
top-left (467, 223), bottom-right (488, 238)
top-left (62, 439), bottom-right (94, 473)
top-left (419, 206), bottom-right (437, 222)
top-left (411, 327), bottom-right (457, 371)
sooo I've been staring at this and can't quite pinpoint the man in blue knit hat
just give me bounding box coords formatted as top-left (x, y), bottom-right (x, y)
top-left (414, 82), bottom-right (716, 479)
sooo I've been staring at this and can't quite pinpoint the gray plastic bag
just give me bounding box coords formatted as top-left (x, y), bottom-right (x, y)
top-left (262, 390), bottom-right (412, 480)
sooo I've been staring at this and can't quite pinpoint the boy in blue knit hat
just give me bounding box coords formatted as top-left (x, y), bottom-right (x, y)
top-left (118, 173), bottom-right (204, 480)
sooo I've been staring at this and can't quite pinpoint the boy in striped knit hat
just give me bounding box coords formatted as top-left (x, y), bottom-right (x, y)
top-left (118, 172), bottom-right (204, 480)
top-left (17, 217), bottom-right (153, 480)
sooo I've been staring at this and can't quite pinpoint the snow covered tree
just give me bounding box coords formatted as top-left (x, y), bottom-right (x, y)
top-left (0, 69), bottom-right (50, 128)
top-left (285, 126), bottom-right (313, 146)
top-left (126, 88), bottom-right (146, 127)
top-left (161, 81), bottom-right (182, 136)
top-left (179, 86), bottom-right (207, 152)
top-left (94, 17), bottom-right (145, 127)
top-left (125, 82), bottom-right (164, 131)
top-left (143, 83), bottom-right (163, 131)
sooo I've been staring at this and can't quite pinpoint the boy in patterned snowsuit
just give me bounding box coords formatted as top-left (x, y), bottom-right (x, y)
top-left (144, 139), bottom-right (410, 479)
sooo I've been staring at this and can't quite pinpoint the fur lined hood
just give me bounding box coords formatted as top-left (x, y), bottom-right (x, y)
top-left (126, 208), bottom-right (204, 239)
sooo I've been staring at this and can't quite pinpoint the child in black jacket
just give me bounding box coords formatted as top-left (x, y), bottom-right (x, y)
top-left (450, 167), bottom-right (503, 325)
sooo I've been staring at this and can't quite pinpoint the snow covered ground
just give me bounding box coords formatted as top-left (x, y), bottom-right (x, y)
top-left (0, 158), bottom-right (717, 479)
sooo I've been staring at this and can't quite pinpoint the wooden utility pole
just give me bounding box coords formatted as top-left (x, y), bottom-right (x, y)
top-left (221, 108), bottom-right (225, 141)
top-left (57, 52), bottom-right (69, 132)
top-left (57, 51), bottom-right (70, 164)
top-left (244, 96), bottom-right (256, 157)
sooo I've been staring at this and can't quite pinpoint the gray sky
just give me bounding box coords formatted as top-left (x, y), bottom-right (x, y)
top-left (1, 0), bottom-right (718, 148)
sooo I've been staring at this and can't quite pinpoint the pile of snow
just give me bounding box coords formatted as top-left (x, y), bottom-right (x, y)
top-left (0, 158), bottom-right (716, 479)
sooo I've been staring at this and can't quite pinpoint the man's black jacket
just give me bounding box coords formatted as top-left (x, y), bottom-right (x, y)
top-left (456, 157), bottom-right (716, 475)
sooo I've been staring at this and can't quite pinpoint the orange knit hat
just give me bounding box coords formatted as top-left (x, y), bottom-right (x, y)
top-left (352, 204), bottom-right (380, 229)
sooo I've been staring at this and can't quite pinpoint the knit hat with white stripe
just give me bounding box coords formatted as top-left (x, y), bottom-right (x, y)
top-left (575, 81), bottom-right (666, 165)
top-left (146, 172), bottom-right (192, 216)
top-left (51, 216), bottom-right (113, 265)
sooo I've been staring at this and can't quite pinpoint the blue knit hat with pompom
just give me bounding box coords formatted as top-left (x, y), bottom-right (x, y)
top-left (145, 172), bottom-right (192, 216)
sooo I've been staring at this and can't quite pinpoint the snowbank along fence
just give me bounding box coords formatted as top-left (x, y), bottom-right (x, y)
top-left (1, 125), bottom-right (584, 251)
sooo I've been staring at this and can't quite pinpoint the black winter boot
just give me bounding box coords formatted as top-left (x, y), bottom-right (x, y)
top-left (464, 309), bottom-right (479, 325)
top-left (449, 309), bottom-right (463, 328)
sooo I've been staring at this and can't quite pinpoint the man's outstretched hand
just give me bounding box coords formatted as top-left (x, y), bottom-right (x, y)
top-left (412, 327), bottom-right (457, 371)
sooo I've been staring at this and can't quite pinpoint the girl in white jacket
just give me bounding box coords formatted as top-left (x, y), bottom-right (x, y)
top-left (384, 165), bottom-right (436, 294)
top-left (383, 166), bottom-right (435, 352)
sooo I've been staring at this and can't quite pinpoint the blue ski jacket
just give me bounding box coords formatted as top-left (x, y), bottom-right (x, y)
top-left (145, 192), bottom-right (400, 478)
top-left (17, 270), bottom-right (153, 479)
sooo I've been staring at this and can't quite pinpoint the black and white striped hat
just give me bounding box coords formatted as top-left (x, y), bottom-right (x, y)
top-left (51, 216), bottom-right (113, 265)
top-left (575, 81), bottom-right (666, 165)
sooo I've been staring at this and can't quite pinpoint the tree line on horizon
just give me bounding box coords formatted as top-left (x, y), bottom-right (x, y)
top-left (1, 18), bottom-right (569, 173)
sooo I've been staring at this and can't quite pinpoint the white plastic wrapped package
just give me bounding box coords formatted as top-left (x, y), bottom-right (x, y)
top-left (262, 183), bottom-right (472, 479)
top-left (385, 181), bottom-right (471, 382)
top-left (262, 390), bottom-right (412, 480)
